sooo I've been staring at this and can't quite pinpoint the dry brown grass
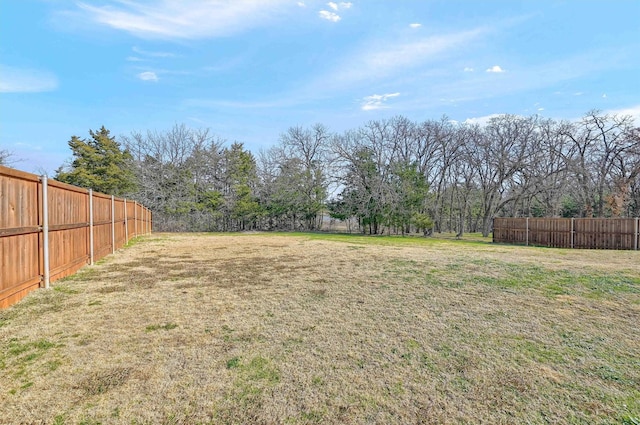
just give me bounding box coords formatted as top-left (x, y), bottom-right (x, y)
top-left (1, 232), bottom-right (639, 424)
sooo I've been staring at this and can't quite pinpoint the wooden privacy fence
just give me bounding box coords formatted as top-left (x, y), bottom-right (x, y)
top-left (493, 217), bottom-right (640, 250)
top-left (0, 165), bottom-right (152, 309)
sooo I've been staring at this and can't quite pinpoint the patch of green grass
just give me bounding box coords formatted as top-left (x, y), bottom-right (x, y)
top-left (241, 356), bottom-right (281, 384)
top-left (226, 357), bottom-right (241, 369)
top-left (60, 267), bottom-right (99, 282)
top-left (124, 236), bottom-right (146, 248)
top-left (7, 339), bottom-right (57, 358)
top-left (53, 285), bottom-right (80, 294)
top-left (45, 359), bottom-right (62, 372)
top-left (281, 231), bottom-right (492, 247)
top-left (145, 323), bottom-right (178, 332)
top-left (513, 338), bottom-right (567, 364)
top-left (295, 409), bottom-right (326, 423)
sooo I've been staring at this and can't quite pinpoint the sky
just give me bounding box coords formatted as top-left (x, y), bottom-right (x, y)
top-left (1, 0), bottom-right (639, 175)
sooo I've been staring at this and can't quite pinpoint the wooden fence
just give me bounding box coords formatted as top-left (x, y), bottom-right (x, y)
top-left (493, 217), bottom-right (640, 250)
top-left (0, 165), bottom-right (152, 309)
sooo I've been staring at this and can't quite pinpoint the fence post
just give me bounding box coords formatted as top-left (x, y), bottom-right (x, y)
top-left (134, 201), bottom-right (137, 237)
top-left (525, 217), bottom-right (529, 246)
top-left (124, 199), bottom-right (128, 243)
top-left (111, 195), bottom-right (115, 254)
top-left (89, 189), bottom-right (94, 265)
top-left (571, 218), bottom-right (575, 249)
top-left (41, 176), bottom-right (50, 289)
top-left (635, 217), bottom-right (639, 251)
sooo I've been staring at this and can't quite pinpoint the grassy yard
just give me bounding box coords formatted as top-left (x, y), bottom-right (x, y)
top-left (0, 232), bottom-right (639, 424)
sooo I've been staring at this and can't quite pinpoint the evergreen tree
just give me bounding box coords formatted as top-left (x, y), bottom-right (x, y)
top-left (56, 126), bottom-right (137, 196)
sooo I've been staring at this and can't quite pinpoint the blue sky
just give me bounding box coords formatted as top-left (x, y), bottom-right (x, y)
top-left (1, 0), bottom-right (639, 175)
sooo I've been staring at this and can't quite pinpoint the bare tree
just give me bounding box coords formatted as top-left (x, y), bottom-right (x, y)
top-left (563, 111), bottom-right (637, 217)
top-left (0, 148), bottom-right (13, 166)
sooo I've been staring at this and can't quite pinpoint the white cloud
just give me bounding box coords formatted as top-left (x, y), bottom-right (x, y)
top-left (132, 46), bottom-right (176, 58)
top-left (0, 65), bottom-right (58, 93)
top-left (463, 67), bottom-right (474, 72)
top-left (327, 2), bottom-right (338, 10)
top-left (602, 93), bottom-right (607, 98)
top-left (332, 27), bottom-right (486, 86)
top-left (606, 104), bottom-right (640, 124)
top-left (409, 23), bottom-right (422, 28)
top-left (297, 1), bottom-right (305, 6)
top-left (76, 0), bottom-right (293, 39)
top-left (319, 10), bottom-right (341, 22)
top-left (361, 92), bottom-right (400, 111)
top-left (537, 107), bottom-right (544, 111)
top-left (486, 65), bottom-right (505, 73)
top-left (339, 2), bottom-right (352, 8)
top-left (126, 56), bottom-right (144, 62)
top-left (463, 113), bottom-right (504, 125)
top-left (138, 71), bottom-right (159, 81)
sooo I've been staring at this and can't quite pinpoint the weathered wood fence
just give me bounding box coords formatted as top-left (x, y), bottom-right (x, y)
top-left (493, 217), bottom-right (640, 250)
top-left (1, 165), bottom-right (152, 308)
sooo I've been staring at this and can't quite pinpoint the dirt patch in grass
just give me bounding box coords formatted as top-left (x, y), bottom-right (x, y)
top-left (0, 232), bottom-right (639, 424)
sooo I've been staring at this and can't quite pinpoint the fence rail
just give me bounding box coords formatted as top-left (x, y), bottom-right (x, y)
top-left (1, 165), bottom-right (152, 308)
top-left (493, 217), bottom-right (640, 250)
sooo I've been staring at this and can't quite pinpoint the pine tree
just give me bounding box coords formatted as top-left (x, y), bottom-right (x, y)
top-left (56, 126), bottom-right (137, 196)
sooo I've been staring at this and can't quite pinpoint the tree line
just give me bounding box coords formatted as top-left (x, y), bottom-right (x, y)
top-left (52, 111), bottom-right (640, 235)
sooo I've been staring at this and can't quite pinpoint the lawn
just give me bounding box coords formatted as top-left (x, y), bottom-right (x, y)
top-left (0, 233), bottom-right (639, 424)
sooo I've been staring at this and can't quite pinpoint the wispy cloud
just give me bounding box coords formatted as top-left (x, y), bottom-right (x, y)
top-left (297, 1), bottom-right (305, 6)
top-left (327, 2), bottom-right (353, 10)
top-left (76, 0), bottom-right (293, 39)
top-left (183, 97), bottom-right (299, 110)
top-left (0, 65), bottom-right (58, 93)
top-left (319, 1), bottom-right (351, 21)
top-left (319, 10), bottom-right (340, 22)
top-left (486, 65), bottom-right (506, 73)
top-left (606, 104), bottom-right (640, 123)
top-left (361, 92), bottom-right (400, 111)
top-left (132, 46), bottom-right (176, 58)
top-left (137, 71), bottom-right (159, 82)
top-left (463, 67), bottom-right (474, 72)
top-left (409, 23), bottom-right (422, 28)
top-left (464, 113), bottom-right (504, 125)
top-left (331, 27), bottom-right (487, 87)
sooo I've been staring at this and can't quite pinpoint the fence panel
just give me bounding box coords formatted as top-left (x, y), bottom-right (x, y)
top-left (0, 165), bottom-right (152, 309)
top-left (494, 217), bottom-right (639, 250)
top-left (0, 168), bottom-right (42, 308)
top-left (47, 180), bottom-right (90, 281)
top-left (114, 198), bottom-right (127, 250)
top-left (92, 193), bottom-right (114, 259)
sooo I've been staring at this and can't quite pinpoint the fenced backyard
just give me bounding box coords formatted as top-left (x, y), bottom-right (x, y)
top-left (0, 232), bottom-right (638, 424)
top-left (0, 165), bottom-right (152, 308)
top-left (493, 217), bottom-right (640, 250)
